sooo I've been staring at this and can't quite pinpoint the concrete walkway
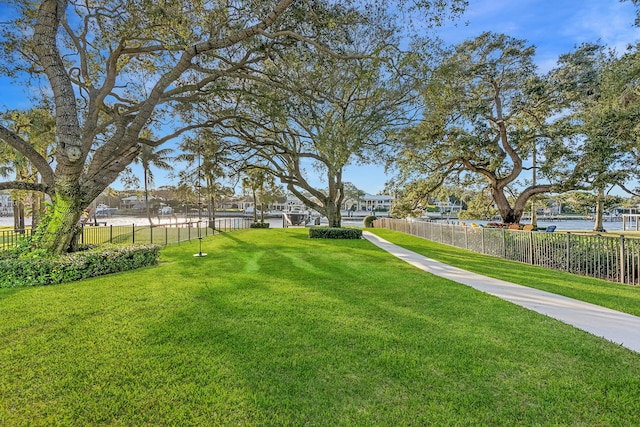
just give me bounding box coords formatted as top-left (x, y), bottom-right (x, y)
top-left (363, 231), bottom-right (640, 354)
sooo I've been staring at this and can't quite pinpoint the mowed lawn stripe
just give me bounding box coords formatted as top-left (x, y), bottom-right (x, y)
top-left (0, 228), bottom-right (638, 426)
top-left (368, 228), bottom-right (640, 317)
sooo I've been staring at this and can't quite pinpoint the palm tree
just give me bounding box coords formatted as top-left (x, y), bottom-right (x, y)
top-left (0, 107), bottom-right (55, 231)
top-left (177, 130), bottom-right (233, 225)
top-left (241, 173), bottom-right (261, 223)
top-left (134, 144), bottom-right (174, 226)
top-left (242, 166), bottom-right (280, 223)
top-left (0, 145), bottom-right (26, 230)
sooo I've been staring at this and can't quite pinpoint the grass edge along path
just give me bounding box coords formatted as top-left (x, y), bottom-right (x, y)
top-left (364, 230), bottom-right (640, 354)
top-left (0, 228), bottom-right (639, 425)
top-left (368, 228), bottom-right (640, 318)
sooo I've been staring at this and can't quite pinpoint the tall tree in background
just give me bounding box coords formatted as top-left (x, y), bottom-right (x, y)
top-left (551, 43), bottom-right (640, 231)
top-left (552, 43), bottom-right (612, 231)
top-left (597, 46), bottom-right (640, 193)
top-left (0, 107), bottom-right (55, 231)
top-left (241, 167), bottom-right (276, 223)
top-left (133, 143), bottom-right (174, 226)
top-left (224, 40), bottom-right (416, 227)
top-left (0, 0), bottom-right (468, 253)
top-left (394, 32), bottom-right (579, 224)
top-left (178, 129), bottom-right (234, 223)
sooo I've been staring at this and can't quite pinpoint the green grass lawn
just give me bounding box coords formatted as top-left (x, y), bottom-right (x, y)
top-left (369, 228), bottom-right (640, 318)
top-left (2, 228), bottom-right (640, 425)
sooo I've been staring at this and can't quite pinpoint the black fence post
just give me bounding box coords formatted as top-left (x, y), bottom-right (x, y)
top-left (566, 232), bottom-right (571, 272)
top-left (620, 235), bottom-right (626, 284)
top-left (503, 229), bottom-right (507, 259)
top-left (529, 231), bottom-right (534, 265)
top-left (464, 226), bottom-right (468, 250)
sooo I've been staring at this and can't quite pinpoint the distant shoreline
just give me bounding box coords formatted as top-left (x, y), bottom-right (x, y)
top-left (0, 213), bottom-right (370, 229)
top-left (0, 209), bottom-right (386, 228)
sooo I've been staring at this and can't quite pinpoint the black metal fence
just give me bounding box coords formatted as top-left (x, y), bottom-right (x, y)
top-left (373, 218), bottom-right (640, 286)
top-left (1, 218), bottom-right (253, 251)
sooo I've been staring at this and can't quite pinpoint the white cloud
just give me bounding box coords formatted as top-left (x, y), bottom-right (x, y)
top-left (436, 0), bottom-right (640, 71)
top-left (562, 0), bottom-right (639, 52)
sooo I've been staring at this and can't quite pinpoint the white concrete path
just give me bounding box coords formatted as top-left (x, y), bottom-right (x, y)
top-left (364, 231), bottom-right (640, 354)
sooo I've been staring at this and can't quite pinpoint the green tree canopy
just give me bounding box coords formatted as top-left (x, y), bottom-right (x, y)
top-left (393, 32), bottom-right (582, 224)
top-left (0, 0), bottom-right (466, 253)
top-left (220, 39), bottom-right (416, 227)
top-left (550, 42), bottom-right (640, 230)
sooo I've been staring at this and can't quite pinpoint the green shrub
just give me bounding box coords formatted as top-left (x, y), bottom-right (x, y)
top-left (249, 222), bottom-right (270, 229)
top-left (309, 227), bottom-right (363, 239)
top-left (363, 215), bottom-right (377, 228)
top-left (0, 244), bottom-right (160, 288)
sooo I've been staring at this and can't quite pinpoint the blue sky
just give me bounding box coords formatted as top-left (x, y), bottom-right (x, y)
top-left (1, 0), bottom-right (639, 195)
top-left (345, 0), bottom-right (640, 195)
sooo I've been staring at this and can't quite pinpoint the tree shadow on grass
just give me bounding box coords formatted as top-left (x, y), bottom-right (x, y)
top-left (140, 229), bottom-right (640, 425)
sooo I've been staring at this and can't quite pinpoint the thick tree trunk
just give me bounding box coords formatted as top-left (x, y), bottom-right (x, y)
top-left (491, 182), bottom-right (550, 225)
top-left (501, 210), bottom-right (522, 224)
top-left (325, 170), bottom-right (343, 228)
top-left (325, 202), bottom-right (342, 227)
top-left (39, 189), bottom-right (85, 254)
top-left (207, 194), bottom-right (216, 231)
top-left (281, 167), bottom-right (344, 228)
top-left (491, 185), bottom-right (523, 224)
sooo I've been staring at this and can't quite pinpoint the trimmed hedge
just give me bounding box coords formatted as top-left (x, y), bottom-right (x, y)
top-left (363, 215), bottom-right (377, 228)
top-left (249, 222), bottom-right (270, 228)
top-left (309, 227), bottom-right (363, 239)
top-left (0, 244), bottom-right (160, 288)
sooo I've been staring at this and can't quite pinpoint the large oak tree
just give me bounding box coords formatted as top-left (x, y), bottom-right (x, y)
top-left (550, 43), bottom-right (635, 231)
top-left (220, 43), bottom-right (416, 227)
top-left (394, 32), bottom-right (580, 224)
top-left (0, 0), bottom-right (466, 253)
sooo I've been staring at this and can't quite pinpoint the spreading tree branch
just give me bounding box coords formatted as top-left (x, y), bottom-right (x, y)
top-left (0, 124), bottom-right (55, 188)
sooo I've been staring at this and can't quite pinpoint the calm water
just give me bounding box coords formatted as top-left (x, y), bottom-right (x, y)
top-left (432, 218), bottom-right (625, 231)
top-left (0, 214), bottom-right (368, 229)
top-left (0, 214), bottom-right (623, 231)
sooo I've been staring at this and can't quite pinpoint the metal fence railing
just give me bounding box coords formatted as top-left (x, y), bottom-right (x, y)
top-left (0, 228), bottom-right (34, 251)
top-left (1, 218), bottom-right (253, 251)
top-left (373, 218), bottom-right (640, 286)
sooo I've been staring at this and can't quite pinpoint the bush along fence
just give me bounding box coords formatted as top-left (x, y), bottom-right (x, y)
top-left (1, 218), bottom-right (253, 251)
top-left (373, 218), bottom-right (640, 286)
top-left (0, 244), bottom-right (160, 288)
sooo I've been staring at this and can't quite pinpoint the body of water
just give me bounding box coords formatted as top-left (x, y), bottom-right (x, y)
top-left (0, 214), bottom-right (368, 229)
top-left (1, 213), bottom-right (624, 231)
top-left (432, 218), bottom-right (626, 231)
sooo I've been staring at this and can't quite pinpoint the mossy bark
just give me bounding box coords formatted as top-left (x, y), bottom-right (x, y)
top-left (39, 190), bottom-right (84, 254)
